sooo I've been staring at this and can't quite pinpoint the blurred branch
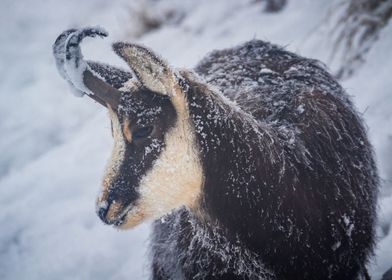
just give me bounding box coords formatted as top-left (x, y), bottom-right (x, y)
top-left (330, 0), bottom-right (392, 80)
top-left (125, 0), bottom-right (189, 38)
top-left (253, 0), bottom-right (288, 12)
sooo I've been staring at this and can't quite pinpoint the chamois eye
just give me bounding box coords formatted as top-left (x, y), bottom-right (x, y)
top-left (133, 126), bottom-right (153, 139)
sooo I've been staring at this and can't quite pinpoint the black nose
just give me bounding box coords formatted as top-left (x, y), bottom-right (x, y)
top-left (97, 205), bottom-right (108, 223)
top-left (97, 200), bottom-right (114, 225)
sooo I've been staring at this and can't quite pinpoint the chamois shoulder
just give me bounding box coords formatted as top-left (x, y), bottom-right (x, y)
top-left (194, 40), bottom-right (353, 123)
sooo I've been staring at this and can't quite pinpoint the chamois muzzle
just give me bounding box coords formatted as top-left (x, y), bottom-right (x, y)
top-left (53, 27), bottom-right (124, 109)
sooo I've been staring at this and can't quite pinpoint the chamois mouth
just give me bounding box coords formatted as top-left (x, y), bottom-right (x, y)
top-left (97, 199), bottom-right (135, 227)
top-left (113, 212), bottom-right (126, 227)
top-left (111, 203), bottom-right (135, 227)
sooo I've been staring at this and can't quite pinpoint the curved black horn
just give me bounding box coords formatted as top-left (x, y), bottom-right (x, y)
top-left (53, 27), bottom-right (122, 109)
top-left (53, 28), bottom-right (77, 80)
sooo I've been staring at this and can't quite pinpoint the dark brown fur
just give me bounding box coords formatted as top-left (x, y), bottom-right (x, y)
top-left (151, 40), bottom-right (378, 279)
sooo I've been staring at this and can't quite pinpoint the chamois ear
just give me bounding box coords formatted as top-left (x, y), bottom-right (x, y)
top-left (112, 42), bottom-right (174, 96)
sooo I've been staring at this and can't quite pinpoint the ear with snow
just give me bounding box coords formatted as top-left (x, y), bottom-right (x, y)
top-left (112, 42), bottom-right (175, 96)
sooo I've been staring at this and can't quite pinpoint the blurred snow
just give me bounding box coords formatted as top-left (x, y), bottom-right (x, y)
top-left (0, 0), bottom-right (391, 279)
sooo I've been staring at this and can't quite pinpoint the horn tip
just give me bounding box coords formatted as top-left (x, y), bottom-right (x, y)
top-left (78, 26), bottom-right (108, 40)
top-left (88, 25), bottom-right (108, 38)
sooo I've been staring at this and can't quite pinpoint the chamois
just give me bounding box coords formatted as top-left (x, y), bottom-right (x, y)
top-left (53, 27), bottom-right (378, 280)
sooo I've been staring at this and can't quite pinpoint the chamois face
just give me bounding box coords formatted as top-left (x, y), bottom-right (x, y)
top-left (97, 88), bottom-right (175, 226)
top-left (97, 72), bottom-right (203, 230)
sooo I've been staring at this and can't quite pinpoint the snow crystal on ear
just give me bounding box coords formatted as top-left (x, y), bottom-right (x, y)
top-left (112, 42), bottom-right (173, 96)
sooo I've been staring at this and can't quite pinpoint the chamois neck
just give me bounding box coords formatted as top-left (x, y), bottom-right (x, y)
top-left (183, 72), bottom-right (292, 245)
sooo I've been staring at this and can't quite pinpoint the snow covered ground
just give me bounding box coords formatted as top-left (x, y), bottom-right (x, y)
top-left (0, 0), bottom-right (391, 279)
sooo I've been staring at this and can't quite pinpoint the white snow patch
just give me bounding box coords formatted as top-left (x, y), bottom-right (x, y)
top-left (259, 68), bottom-right (276, 74)
top-left (296, 104), bottom-right (305, 114)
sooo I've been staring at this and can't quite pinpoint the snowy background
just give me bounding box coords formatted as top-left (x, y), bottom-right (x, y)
top-left (0, 0), bottom-right (391, 279)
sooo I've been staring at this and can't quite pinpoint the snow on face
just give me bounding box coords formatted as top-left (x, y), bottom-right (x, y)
top-left (98, 86), bottom-right (203, 229)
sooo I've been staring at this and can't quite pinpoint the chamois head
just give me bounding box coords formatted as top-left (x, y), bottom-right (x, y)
top-left (53, 27), bottom-right (203, 229)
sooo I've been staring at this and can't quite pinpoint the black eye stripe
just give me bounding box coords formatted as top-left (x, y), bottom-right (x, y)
top-left (133, 126), bottom-right (153, 139)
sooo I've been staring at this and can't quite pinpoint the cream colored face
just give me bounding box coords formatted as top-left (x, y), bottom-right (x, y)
top-left (96, 85), bottom-right (203, 229)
